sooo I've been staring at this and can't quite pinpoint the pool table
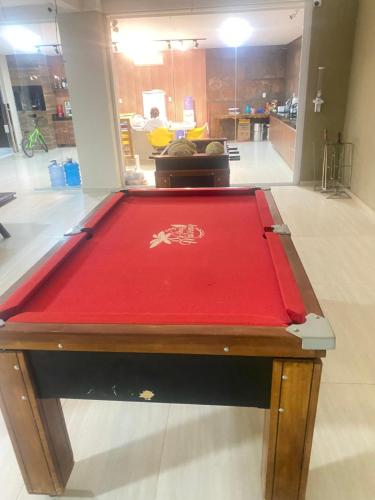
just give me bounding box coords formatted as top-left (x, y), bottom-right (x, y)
top-left (0, 187), bottom-right (335, 499)
top-left (153, 153), bottom-right (230, 188)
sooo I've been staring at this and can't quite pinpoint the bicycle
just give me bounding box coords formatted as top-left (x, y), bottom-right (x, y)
top-left (21, 114), bottom-right (49, 157)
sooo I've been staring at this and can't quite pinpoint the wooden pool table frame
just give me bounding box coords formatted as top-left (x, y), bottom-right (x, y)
top-left (0, 188), bottom-right (327, 500)
top-left (153, 153), bottom-right (230, 188)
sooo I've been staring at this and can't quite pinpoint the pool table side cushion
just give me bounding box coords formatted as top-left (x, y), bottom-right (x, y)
top-left (0, 233), bottom-right (87, 321)
top-left (263, 190), bottom-right (323, 318)
top-left (255, 189), bottom-right (306, 324)
top-left (82, 192), bottom-right (125, 230)
top-left (265, 233), bottom-right (305, 323)
top-left (0, 188), bottom-right (305, 327)
top-left (0, 192), bottom-right (127, 321)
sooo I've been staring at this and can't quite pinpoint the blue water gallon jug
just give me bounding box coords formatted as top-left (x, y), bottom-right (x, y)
top-left (48, 160), bottom-right (66, 188)
top-left (64, 158), bottom-right (81, 186)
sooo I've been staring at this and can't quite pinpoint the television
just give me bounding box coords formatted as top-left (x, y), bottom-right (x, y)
top-left (13, 85), bottom-right (46, 111)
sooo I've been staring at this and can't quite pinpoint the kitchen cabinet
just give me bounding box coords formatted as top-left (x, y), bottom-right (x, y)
top-left (53, 119), bottom-right (76, 147)
top-left (269, 115), bottom-right (296, 169)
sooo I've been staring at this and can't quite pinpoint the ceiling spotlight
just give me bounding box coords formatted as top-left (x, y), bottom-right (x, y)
top-left (194, 40), bottom-right (199, 49)
top-left (3, 26), bottom-right (41, 53)
top-left (175, 40), bottom-right (188, 51)
top-left (111, 19), bottom-right (119, 33)
top-left (112, 41), bottom-right (119, 53)
top-left (167, 40), bottom-right (171, 50)
top-left (54, 45), bottom-right (60, 54)
top-left (219, 18), bottom-right (253, 47)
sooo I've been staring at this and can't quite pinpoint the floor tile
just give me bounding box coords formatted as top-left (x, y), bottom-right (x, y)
top-left (272, 186), bottom-right (375, 237)
top-left (291, 234), bottom-right (375, 292)
top-left (307, 383), bottom-right (375, 500)
top-left (315, 284), bottom-right (375, 384)
top-left (0, 414), bottom-right (24, 500)
top-left (16, 400), bottom-right (170, 500)
top-left (155, 405), bottom-right (264, 500)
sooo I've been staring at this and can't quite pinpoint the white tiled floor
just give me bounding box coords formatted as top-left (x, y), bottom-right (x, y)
top-left (140, 141), bottom-right (294, 186)
top-left (229, 141), bottom-right (293, 184)
top-left (0, 147), bottom-right (13, 159)
top-left (0, 147), bottom-right (78, 192)
top-left (1, 169), bottom-right (375, 498)
top-left (1, 140), bottom-right (292, 192)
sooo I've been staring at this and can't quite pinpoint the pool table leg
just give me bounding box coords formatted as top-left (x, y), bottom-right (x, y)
top-left (0, 351), bottom-right (74, 495)
top-left (262, 358), bottom-right (322, 500)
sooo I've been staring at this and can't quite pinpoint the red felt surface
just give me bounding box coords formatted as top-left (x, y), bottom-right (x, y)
top-left (83, 192), bottom-right (125, 229)
top-left (0, 233), bottom-right (87, 321)
top-left (5, 191), bottom-right (306, 326)
top-left (265, 233), bottom-right (306, 324)
top-left (255, 189), bottom-right (275, 229)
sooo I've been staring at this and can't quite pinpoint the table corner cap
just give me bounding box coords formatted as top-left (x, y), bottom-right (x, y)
top-left (271, 224), bottom-right (291, 236)
top-left (64, 225), bottom-right (83, 236)
top-left (287, 313), bottom-right (336, 350)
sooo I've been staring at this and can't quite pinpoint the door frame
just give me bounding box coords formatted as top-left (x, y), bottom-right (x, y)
top-left (108, 0), bottom-right (312, 185)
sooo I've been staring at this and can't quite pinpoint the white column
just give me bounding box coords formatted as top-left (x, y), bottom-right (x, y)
top-left (0, 55), bottom-right (23, 148)
top-left (58, 11), bottom-right (122, 190)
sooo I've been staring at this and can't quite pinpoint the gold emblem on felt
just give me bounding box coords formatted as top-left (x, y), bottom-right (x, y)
top-left (139, 390), bottom-right (155, 401)
top-left (150, 224), bottom-right (205, 248)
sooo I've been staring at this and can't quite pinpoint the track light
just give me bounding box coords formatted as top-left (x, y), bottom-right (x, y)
top-left (154, 38), bottom-right (206, 50)
top-left (35, 43), bottom-right (62, 54)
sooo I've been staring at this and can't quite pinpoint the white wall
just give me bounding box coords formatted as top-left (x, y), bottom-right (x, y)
top-left (0, 55), bottom-right (23, 149)
top-left (101, 0), bottom-right (304, 16)
top-left (58, 11), bottom-right (122, 190)
top-left (299, 0), bottom-right (358, 182)
top-left (344, 0), bottom-right (375, 210)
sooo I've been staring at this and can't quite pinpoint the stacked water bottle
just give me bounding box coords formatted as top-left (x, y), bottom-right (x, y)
top-left (48, 158), bottom-right (81, 188)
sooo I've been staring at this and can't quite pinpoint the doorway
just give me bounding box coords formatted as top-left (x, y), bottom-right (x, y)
top-left (0, 90), bottom-right (14, 157)
top-left (109, 6), bottom-right (307, 186)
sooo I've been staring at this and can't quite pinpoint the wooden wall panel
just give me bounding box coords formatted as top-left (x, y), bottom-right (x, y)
top-left (6, 54), bottom-right (76, 149)
top-left (113, 49), bottom-right (207, 126)
top-left (285, 37), bottom-right (302, 99)
top-left (7, 54), bottom-right (58, 148)
top-left (206, 46), bottom-right (287, 137)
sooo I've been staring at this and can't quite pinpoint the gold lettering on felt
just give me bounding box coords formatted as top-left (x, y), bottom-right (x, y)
top-left (150, 224), bottom-right (205, 248)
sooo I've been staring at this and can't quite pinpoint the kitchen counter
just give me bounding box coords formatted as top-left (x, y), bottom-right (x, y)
top-left (52, 115), bottom-right (73, 121)
top-left (53, 118), bottom-right (76, 146)
top-left (217, 114), bottom-right (270, 140)
top-left (270, 112), bottom-right (297, 130)
top-left (269, 115), bottom-right (296, 169)
top-left (218, 113), bottom-right (270, 120)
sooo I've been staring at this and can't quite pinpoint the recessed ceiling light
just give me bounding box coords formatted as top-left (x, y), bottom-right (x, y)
top-left (2, 26), bottom-right (41, 53)
top-left (219, 18), bottom-right (252, 47)
top-left (118, 34), bottom-right (163, 65)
